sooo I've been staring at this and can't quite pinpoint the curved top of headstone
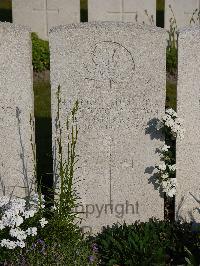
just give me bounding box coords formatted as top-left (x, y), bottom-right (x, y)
top-left (0, 22), bottom-right (31, 37)
top-left (178, 25), bottom-right (200, 36)
top-left (0, 22), bottom-right (31, 33)
top-left (49, 21), bottom-right (166, 35)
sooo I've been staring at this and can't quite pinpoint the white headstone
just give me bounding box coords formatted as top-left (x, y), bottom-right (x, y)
top-left (0, 23), bottom-right (35, 198)
top-left (176, 26), bottom-right (200, 223)
top-left (165, 0), bottom-right (200, 30)
top-left (88, 0), bottom-right (156, 25)
top-left (12, 0), bottom-right (80, 40)
top-left (50, 22), bottom-right (166, 234)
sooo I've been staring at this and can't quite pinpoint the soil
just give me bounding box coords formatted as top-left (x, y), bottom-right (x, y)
top-left (33, 70), bottom-right (50, 83)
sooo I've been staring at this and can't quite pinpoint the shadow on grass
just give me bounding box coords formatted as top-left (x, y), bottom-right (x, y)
top-left (166, 81), bottom-right (177, 110)
top-left (0, 8), bottom-right (12, 22)
top-left (33, 78), bottom-right (53, 200)
top-left (156, 10), bottom-right (164, 28)
top-left (35, 117), bottom-right (53, 200)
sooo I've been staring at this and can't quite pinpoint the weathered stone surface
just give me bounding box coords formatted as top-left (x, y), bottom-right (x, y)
top-left (50, 22), bottom-right (166, 234)
top-left (88, 0), bottom-right (156, 25)
top-left (0, 23), bottom-right (35, 198)
top-left (176, 26), bottom-right (200, 223)
top-left (165, 0), bottom-right (200, 30)
top-left (12, 0), bottom-right (80, 40)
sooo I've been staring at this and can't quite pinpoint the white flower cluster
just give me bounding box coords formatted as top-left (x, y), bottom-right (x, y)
top-left (156, 145), bottom-right (176, 198)
top-left (156, 108), bottom-right (185, 140)
top-left (0, 194), bottom-right (48, 250)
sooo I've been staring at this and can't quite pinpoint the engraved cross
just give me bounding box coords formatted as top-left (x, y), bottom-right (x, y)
top-left (107, 0), bottom-right (137, 22)
top-left (32, 0), bottom-right (59, 36)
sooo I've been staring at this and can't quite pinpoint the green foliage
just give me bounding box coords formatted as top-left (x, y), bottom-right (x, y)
top-left (166, 81), bottom-right (176, 110)
top-left (0, 0), bottom-right (12, 23)
top-left (166, 46), bottom-right (178, 75)
top-left (34, 80), bottom-right (51, 118)
top-left (54, 85), bottom-right (79, 222)
top-left (0, 88), bottom-right (92, 265)
top-left (31, 33), bottom-right (50, 72)
top-left (0, 0), bottom-right (12, 10)
top-left (90, 219), bottom-right (200, 265)
top-left (19, 219), bottom-right (91, 265)
top-left (157, 0), bottom-right (164, 11)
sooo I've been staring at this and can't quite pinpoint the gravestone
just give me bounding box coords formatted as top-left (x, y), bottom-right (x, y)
top-left (176, 26), bottom-right (200, 223)
top-left (50, 22), bottom-right (166, 234)
top-left (0, 23), bottom-right (35, 198)
top-left (88, 0), bottom-right (156, 25)
top-left (165, 0), bottom-right (200, 31)
top-left (12, 0), bottom-right (80, 40)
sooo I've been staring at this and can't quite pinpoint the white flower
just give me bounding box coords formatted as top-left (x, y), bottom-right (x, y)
top-left (161, 173), bottom-right (169, 180)
top-left (167, 187), bottom-right (176, 197)
top-left (1, 239), bottom-right (17, 249)
top-left (157, 163), bottom-right (166, 171)
top-left (24, 209), bottom-right (37, 219)
top-left (16, 241), bottom-right (25, 248)
top-left (161, 145), bottom-right (170, 152)
top-left (39, 218), bottom-right (48, 228)
top-left (10, 228), bottom-right (27, 241)
top-left (166, 108), bottom-right (177, 117)
top-left (156, 121), bottom-right (163, 130)
top-left (162, 178), bottom-right (176, 197)
top-left (164, 117), bottom-right (174, 128)
top-left (51, 205), bottom-right (57, 211)
top-left (168, 164), bottom-right (176, 172)
top-left (29, 193), bottom-right (45, 209)
top-left (2, 212), bottom-right (24, 228)
top-left (26, 227), bottom-right (37, 236)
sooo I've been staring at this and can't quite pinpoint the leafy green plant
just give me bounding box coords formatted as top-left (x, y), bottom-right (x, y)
top-left (166, 46), bottom-right (177, 75)
top-left (31, 32), bottom-right (50, 72)
top-left (90, 219), bottom-right (200, 265)
top-left (0, 86), bottom-right (93, 265)
top-left (166, 5), bottom-right (178, 75)
top-left (53, 85), bottom-right (79, 222)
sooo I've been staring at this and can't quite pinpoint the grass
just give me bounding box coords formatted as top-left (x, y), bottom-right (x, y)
top-left (157, 0), bottom-right (164, 11)
top-left (156, 0), bottom-right (164, 27)
top-left (0, 0), bottom-right (12, 22)
top-left (166, 81), bottom-right (177, 110)
top-left (0, 0), bottom-right (11, 10)
top-left (33, 80), bottom-right (53, 196)
top-left (34, 80), bottom-right (51, 118)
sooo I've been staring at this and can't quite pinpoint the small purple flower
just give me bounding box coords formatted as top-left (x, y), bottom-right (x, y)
top-left (89, 255), bottom-right (95, 263)
top-left (92, 243), bottom-right (98, 253)
top-left (37, 239), bottom-right (45, 245)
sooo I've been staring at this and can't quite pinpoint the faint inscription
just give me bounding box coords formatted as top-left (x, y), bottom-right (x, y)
top-left (85, 41), bottom-right (135, 87)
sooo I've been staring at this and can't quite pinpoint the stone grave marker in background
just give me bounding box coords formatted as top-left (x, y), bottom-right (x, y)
top-left (12, 0), bottom-right (80, 40)
top-left (165, 0), bottom-right (200, 31)
top-left (88, 0), bottom-right (156, 25)
top-left (50, 22), bottom-right (166, 234)
top-left (0, 23), bottom-right (35, 198)
top-left (176, 26), bottom-right (200, 223)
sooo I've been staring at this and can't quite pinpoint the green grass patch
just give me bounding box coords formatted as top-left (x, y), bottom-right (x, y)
top-left (166, 80), bottom-right (177, 110)
top-left (0, 0), bottom-right (12, 22)
top-left (156, 0), bottom-right (164, 27)
top-left (34, 80), bottom-right (52, 194)
top-left (0, 0), bottom-right (12, 10)
top-left (80, 0), bottom-right (88, 22)
top-left (80, 0), bottom-right (87, 11)
top-left (34, 80), bottom-right (51, 118)
top-left (157, 0), bottom-right (164, 11)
